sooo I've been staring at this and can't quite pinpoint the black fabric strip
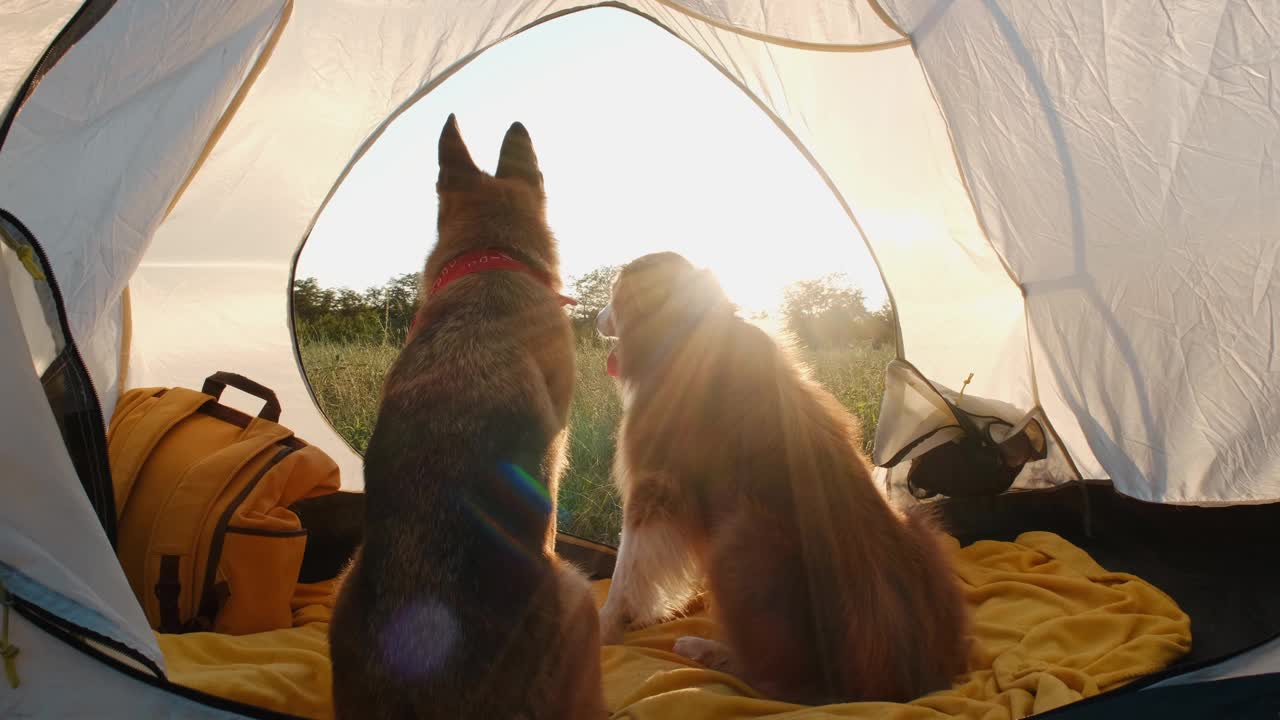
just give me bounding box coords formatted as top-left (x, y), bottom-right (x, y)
top-left (11, 593), bottom-right (163, 679)
top-left (154, 555), bottom-right (183, 634)
top-left (1030, 672), bottom-right (1280, 719)
top-left (2, 208), bottom-right (117, 546)
top-left (224, 526), bottom-right (308, 538)
top-left (882, 424), bottom-right (962, 468)
top-left (1042, 627), bottom-right (1280, 712)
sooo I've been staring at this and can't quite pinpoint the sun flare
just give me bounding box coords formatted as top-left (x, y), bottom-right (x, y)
top-left (298, 9), bottom-right (887, 328)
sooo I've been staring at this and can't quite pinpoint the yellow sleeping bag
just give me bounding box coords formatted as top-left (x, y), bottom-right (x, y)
top-left (157, 531), bottom-right (1191, 720)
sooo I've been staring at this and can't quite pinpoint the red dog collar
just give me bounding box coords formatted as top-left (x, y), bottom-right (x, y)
top-left (409, 249), bottom-right (576, 338)
top-left (430, 249), bottom-right (575, 305)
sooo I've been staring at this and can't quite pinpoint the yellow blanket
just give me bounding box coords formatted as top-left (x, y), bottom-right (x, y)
top-left (157, 581), bottom-right (337, 719)
top-left (158, 532), bottom-right (1191, 720)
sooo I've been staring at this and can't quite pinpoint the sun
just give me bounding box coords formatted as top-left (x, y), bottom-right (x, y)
top-left (672, 197), bottom-right (888, 326)
top-left (703, 254), bottom-right (788, 317)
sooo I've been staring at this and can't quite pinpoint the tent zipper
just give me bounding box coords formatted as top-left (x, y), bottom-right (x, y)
top-left (0, 209), bottom-right (117, 545)
top-left (0, 1), bottom-right (118, 154)
top-left (0, 578), bottom-right (19, 688)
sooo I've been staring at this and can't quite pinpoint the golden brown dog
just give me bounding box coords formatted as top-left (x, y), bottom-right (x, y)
top-left (329, 116), bottom-right (604, 720)
top-left (595, 252), bottom-right (969, 704)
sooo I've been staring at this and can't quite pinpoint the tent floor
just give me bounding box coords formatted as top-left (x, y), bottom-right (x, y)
top-left (936, 483), bottom-right (1280, 667)
top-left (294, 483), bottom-right (1280, 668)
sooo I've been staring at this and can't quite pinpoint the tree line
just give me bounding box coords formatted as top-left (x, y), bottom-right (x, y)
top-left (293, 266), bottom-right (895, 350)
top-left (293, 274), bottom-right (421, 344)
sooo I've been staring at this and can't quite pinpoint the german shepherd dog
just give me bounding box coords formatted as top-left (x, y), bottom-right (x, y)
top-left (595, 252), bottom-right (969, 704)
top-left (329, 116), bottom-right (605, 720)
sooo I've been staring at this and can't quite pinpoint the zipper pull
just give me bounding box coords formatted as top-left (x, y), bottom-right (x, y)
top-left (16, 244), bottom-right (46, 281)
top-left (0, 579), bottom-right (21, 688)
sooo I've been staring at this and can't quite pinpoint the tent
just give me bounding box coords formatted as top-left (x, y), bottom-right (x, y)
top-left (2, 1), bottom-right (1278, 717)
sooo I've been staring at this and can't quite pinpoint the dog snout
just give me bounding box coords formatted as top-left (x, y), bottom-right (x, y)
top-left (596, 303), bottom-right (616, 337)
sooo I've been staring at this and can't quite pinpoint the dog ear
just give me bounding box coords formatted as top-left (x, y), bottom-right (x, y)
top-left (438, 114), bottom-right (480, 190)
top-left (495, 121), bottom-right (543, 191)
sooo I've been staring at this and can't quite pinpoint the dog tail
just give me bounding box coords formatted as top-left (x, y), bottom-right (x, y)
top-left (777, 375), bottom-right (968, 701)
top-left (771, 379), bottom-right (878, 698)
top-left (899, 502), bottom-right (972, 688)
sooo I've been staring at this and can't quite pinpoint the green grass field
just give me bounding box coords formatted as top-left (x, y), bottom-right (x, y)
top-left (299, 337), bottom-right (892, 545)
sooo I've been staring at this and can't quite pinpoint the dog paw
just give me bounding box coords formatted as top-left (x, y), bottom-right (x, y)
top-left (672, 636), bottom-right (736, 673)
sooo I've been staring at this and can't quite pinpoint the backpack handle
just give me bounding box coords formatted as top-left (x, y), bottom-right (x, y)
top-left (201, 372), bottom-right (282, 423)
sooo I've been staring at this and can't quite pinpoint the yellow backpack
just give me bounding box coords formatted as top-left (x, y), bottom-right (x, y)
top-left (107, 372), bottom-right (341, 635)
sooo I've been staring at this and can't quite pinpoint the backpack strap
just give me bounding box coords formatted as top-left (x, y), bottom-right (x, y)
top-left (200, 372), bottom-right (282, 423)
top-left (154, 555), bottom-right (183, 633)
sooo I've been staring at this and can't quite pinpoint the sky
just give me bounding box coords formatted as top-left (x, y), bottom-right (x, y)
top-left (297, 8), bottom-right (887, 316)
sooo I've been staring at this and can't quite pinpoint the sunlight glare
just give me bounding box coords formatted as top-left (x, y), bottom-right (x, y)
top-left (297, 8), bottom-right (888, 324)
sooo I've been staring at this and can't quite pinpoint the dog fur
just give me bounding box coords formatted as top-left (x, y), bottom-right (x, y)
top-left (329, 116), bottom-right (604, 720)
top-left (596, 252), bottom-right (969, 704)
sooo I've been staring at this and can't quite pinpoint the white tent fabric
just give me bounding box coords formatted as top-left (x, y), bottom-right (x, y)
top-left (873, 359), bottom-right (1080, 499)
top-left (0, 1), bottom-right (81, 112)
top-left (884, 0), bottom-right (1280, 502)
top-left (121, 0), bottom-right (1038, 491)
top-left (2, 1), bottom-right (1273, 501)
top-left (0, 257), bottom-right (162, 672)
top-left (2, 1), bottom-right (1279, 716)
top-left (0, 0), bottom-right (291, 409)
top-left (1150, 636), bottom-right (1280, 689)
top-left (4, 609), bottom-right (235, 720)
top-left (654, 0), bottom-right (906, 47)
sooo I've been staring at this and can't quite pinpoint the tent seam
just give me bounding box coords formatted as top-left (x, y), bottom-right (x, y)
top-left (290, 2), bottom-right (914, 384)
top-left (865, 0), bottom-right (910, 37)
top-left (116, 285), bottom-right (130, 403)
top-left (161, 0), bottom-right (294, 223)
top-left (902, 36), bottom-right (1054, 430)
top-left (625, 11), bottom-right (911, 359)
top-left (643, 0), bottom-right (910, 52)
top-left (0, 0), bottom-right (118, 156)
top-left (898, 31), bottom-right (1101, 488)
